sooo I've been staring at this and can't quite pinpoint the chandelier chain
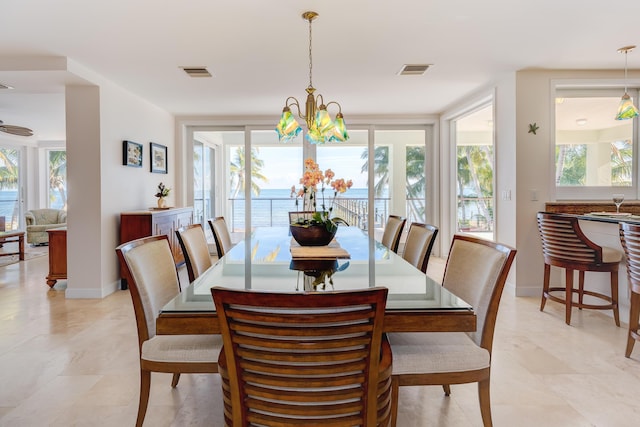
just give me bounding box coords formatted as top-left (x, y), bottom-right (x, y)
top-left (308, 17), bottom-right (313, 89)
top-left (624, 50), bottom-right (629, 93)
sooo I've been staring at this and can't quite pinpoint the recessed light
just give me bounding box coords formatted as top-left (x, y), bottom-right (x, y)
top-left (576, 118), bottom-right (587, 126)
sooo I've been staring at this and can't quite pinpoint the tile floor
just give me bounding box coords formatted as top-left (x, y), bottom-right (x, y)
top-left (1, 252), bottom-right (640, 426)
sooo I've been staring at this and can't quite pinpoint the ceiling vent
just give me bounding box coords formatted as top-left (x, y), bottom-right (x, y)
top-left (0, 82), bottom-right (14, 90)
top-left (181, 67), bottom-right (212, 78)
top-left (398, 64), bottom-right (431, 76)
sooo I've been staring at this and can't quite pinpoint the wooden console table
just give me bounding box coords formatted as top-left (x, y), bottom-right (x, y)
top-left (46, 227), bottom-right (67, 287)
top-left (119, 207), bottom-right (194, 289)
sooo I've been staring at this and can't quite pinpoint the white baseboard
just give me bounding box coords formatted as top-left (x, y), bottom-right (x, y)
top-left (65, 280), bottom-right (120, 299)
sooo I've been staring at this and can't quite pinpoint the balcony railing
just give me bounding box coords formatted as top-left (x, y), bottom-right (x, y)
top-left (225, 197), bottom-right (391, 233)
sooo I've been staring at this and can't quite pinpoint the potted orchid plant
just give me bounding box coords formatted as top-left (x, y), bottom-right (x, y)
top-left (289, 158), bottom-right (352, 245)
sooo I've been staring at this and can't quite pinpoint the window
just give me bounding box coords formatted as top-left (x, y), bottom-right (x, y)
top-left (555, 89), bottom-right (637, 199)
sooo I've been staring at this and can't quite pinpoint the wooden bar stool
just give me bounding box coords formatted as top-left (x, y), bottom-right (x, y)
top-left (537, 212), bottom-right (620, 326)
top-left (618, 222), bottom-right (640, 357)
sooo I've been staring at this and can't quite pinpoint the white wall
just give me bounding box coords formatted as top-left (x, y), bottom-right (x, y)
top-left (514, 69), bottom-right (638, 296)
top-left (65, 78), bottom-right (174, 298)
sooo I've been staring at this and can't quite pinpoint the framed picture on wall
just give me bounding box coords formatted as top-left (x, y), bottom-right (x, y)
top-left (150, 142), bottom-right (168, 174)
top-left (122, 140), bottom-right (143, 168)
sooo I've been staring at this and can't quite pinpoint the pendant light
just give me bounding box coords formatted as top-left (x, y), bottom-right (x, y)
top-left (615, 45), bottom-right (639, 120)
top-left (275, 11), bottom-right (349, 144)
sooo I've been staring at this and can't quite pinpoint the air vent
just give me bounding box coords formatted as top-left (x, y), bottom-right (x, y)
top-left (0, 82), bottom-right (14, 90)
top-left (397, 64), bottom-right (431, 76)
top-left (180, 67), bottom-right (212, 78)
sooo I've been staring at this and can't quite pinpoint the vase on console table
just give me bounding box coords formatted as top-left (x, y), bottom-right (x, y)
top-left (289, 224), bottom-right (336, 246)
top-left (157, 197), bottom-right (166, 209)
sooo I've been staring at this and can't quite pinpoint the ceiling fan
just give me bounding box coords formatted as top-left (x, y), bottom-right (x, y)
top-left (0, 120), bottom-right (33, 137)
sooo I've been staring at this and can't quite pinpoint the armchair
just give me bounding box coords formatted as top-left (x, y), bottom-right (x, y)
top-left (25, 208), bottom-right (67, 245)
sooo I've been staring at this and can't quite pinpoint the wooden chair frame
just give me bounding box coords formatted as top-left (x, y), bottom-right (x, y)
top-left (208, 216), bottom-right (233, 258)
top-left (175, 223), bottom-right (212, 283)
top-left (116, 235), bottom-right (220, 427)
top-left (401, 222), bottom-right (438, 273)
top-left (537, 212), bottom-right (620, 326)
top-left (212, 287), bottom-right (392, 427)
top-left (381, 215), bottom-right (406, 253)
top-left (390, 234), bottom-right (517, 427)
top-left (619, 222), bottom-right (640, 357)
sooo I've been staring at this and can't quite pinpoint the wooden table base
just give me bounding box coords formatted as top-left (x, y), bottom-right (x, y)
top-left (0, 231), bottom-right (25, 261)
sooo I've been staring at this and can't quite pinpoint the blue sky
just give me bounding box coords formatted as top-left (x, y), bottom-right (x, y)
top-left (256, 146), bottom-right (369, 189)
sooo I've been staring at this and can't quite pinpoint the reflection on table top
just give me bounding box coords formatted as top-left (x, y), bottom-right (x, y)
top-left (162, 226), bottom-right (472, 314)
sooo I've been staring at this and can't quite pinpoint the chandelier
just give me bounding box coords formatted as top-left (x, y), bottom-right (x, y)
top-left (615, 45), bottom-right (639, 120)
top-left (276, 11), bottom-right (349, 144)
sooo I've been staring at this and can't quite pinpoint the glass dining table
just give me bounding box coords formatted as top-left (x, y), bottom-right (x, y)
top-left (156, 226), bottom-right (476, 335)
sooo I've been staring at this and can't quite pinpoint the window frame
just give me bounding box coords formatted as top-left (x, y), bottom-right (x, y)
top-left (554, 87), bottom-right (639, 200)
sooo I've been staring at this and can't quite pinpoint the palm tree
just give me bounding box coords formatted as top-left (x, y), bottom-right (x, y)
top-left (229, 147), bottom-right (268, 198)
top-left (48, 150), bottom-right (67, 210)
top-left (611, 140), bottom-right (632, 185)
top-left (457, 145), bottom-right (493, 230)
top-left (0, 148), bottom-right (19, 229)
top-left (0, 148), bottom-right (18, 189)
top-left (361, 146), bottom-right (426, 222)
top-left (360, 146), bottom-right (389, 196)
top-left (404, 147), bottom-right (426, 221)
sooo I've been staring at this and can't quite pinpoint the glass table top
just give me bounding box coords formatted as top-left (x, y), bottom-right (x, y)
top-left (162, 226), bottom-right (472, 313)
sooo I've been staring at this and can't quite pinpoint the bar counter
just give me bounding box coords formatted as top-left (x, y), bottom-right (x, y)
top-left (543, 202), bottom-right (639, 325)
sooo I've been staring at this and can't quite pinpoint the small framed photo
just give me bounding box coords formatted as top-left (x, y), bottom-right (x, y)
top-left (150, 142), bottom-right (168, 174)
top-left (123, 140), bottom-right (143, 168)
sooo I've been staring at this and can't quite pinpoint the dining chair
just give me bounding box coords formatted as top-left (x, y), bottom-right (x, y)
top-left (619, 222), bottom-right (640, 358)
top-left (401, 222), bottom-right (438, 273)
top-left (537, 212), bottom-right (621, 326)
top-left (388, 234), bottom-right (517, 427)
top-left (116, 235), bottom-right (221, 427)
top-left (208, 216), bottom-right (233, 258)
top-left (381, 215), bottom-right (406, 253)
top-left (211, 286), bottom-right (393, 427)
top-left (175, 223), bottom-right (212, 283)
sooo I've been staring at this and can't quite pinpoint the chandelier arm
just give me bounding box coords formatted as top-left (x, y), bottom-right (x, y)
top-left (324, 101), bottom-right (343, 114)
top-left (285, 97), bottom-right (304, 119)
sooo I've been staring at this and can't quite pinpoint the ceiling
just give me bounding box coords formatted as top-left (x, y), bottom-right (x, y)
top-left (0, 0), bottom-right (639, 141)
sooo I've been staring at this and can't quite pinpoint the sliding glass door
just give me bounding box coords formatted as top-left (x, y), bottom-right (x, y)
top-left (189, 124), bottom-right (434, 246)
top-left (453, 104), bottom-right (495, 241)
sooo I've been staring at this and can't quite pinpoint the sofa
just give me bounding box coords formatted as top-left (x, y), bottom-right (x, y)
top-left (25, 209), bottom-right (67, 245)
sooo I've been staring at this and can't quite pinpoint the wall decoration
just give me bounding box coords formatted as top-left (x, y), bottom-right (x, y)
top-left (123, 140), bottom-right (143, 167)
top-left (150, 142), bottom-right (168, 174)
top-left (528, 123), bottom-right (539, 135)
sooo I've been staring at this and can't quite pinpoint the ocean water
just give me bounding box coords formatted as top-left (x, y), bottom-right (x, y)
top-left (227, 188), bottom-right (389, 230)
top-left (0, 190), bottom-right (18, 222)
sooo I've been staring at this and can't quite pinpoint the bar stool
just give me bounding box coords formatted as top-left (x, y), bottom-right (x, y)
top-left (618, 222), bottom-right (640, 357)
top-left (537, 212), bottom-right (620, 326)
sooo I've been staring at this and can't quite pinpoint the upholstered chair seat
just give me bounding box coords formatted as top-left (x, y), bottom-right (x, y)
top-left (390, 332), bottom-right (490, 375)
